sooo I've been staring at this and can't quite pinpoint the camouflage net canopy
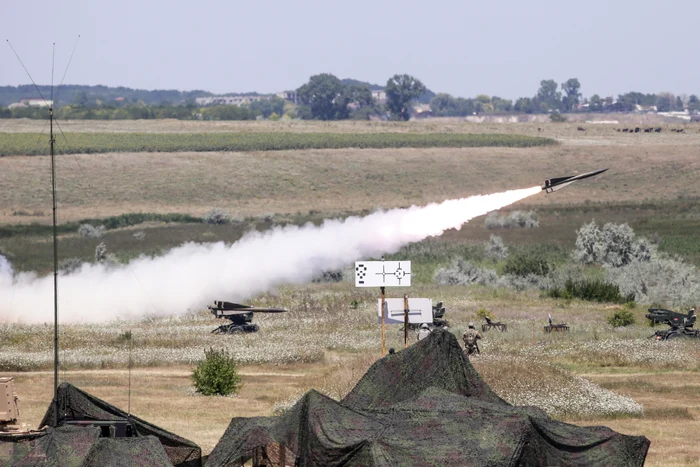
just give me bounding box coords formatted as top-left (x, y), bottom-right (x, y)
top-left (29, 382), bottom-right (201, 467)
top-left (0, 425), bottom-right (173, 466)
top-left (207, 330), bottom-right (650, 467)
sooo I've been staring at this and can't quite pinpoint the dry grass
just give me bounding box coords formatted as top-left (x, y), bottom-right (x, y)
top-left (576, 372), bottom-right (700, 466)
top-left (1, 141), bottom-right (699, 225)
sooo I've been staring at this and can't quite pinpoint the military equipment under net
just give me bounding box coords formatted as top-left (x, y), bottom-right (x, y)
top-left (208, 301), bottom-right (287, 334)
top-left (206, 330), bottom-right (650, 466)
top-left (544, 315), bottom-right (569, 333)
top-left (482, 316), bottom-right (508, 332)
top-left (647, 307), bottom-right (699, 341)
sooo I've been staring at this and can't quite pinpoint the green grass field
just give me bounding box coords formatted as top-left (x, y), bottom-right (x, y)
top-left (0, 131), bottom-right (556, 156)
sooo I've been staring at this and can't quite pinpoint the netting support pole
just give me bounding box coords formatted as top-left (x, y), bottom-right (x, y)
top-left (403, 294), bottom-right (409, 348)
top-left (380, 286), bottom-right (386, 357)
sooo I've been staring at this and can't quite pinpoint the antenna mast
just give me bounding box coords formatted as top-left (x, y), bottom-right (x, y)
top-left (50, 44), bottom-right (60, 427)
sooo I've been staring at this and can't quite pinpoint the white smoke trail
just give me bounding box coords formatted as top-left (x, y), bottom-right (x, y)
top-left (0, 186), bottom-right (541, 323)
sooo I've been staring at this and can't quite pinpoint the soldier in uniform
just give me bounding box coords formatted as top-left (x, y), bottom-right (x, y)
top-left (462, 322), bottom-right (481, 356)
top-left (417, 323), bottom-right (432, 341)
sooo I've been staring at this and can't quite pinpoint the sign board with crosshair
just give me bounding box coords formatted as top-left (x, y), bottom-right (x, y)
top-left (377, 298), bottom-right (432, 324)
top-left (355, 261), bottom-right (411, 287)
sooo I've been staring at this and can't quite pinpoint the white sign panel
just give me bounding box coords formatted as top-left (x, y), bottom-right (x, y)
top-left (377, 298), bottom-right (432, 324)
top-left (355, 261), bottom-right (411, 287)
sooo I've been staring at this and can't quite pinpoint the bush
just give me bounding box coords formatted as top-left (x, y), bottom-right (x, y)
top-left (78, 223), bottom-right (105, 238)
top-left (608, 310), bottom-right (636, 327)
top-left (503, 253), bottom-right (550, 277)
top-left (434, 259), bottom-right (498, 286)
top-left (606, 256), bottom-right (700, 307)
top-left (476, 308), bottom-right (492, 320)
top-left (549, 111), bottom-right (567, 122)
top-left (484, 235), bottom-right (508, 260)
top-left (548, 279), bottom-right (633, 304)
top-left (203, 208), bottom-right (231, 225)
top-left (572, 221), bottom-right (656, 267)
top-left (192, 348), bottom-right (242, 396)
top-left (484, 211), bottom-right (539, 229)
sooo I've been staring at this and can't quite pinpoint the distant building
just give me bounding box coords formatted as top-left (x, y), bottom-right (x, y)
top-left (195, 95), bottom-right (266, 106)
top-left (11, 98), bottom-right (53, 108)
top-left (276, 91), bottom-right (297, 104)
top-left (371, 90), bottom-right (387, 103)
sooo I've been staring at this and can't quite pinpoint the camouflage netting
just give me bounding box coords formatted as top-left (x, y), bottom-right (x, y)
top-left (206, 330), bottom-right (650, 466)
top-left (0, 425), bottom-right (174, 466)
top-left (38, 382), bottom-right (201, 467)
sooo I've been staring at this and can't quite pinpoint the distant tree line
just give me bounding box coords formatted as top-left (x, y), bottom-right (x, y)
top-left (1, 78), bottom-right (698, 121)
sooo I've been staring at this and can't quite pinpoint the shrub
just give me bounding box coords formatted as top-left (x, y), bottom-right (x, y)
top-left (476, 308), bottom-right (492, 320)
top-left (548, 279), bottom-right (633, 304)
top-left (78, 223), bottom-right (105, 238)
top-left (484, 211), bottom-right (539, 229)
top-left (608, 310), bottom-right (636, 327)
top-left (203, 208), bottom-right (230, 225)
top-left (572, 221), bottom-right (656, 267)
top-left (549, 111), bottom-right (567, 122)
top-left (606, 257), bottom-right (700, 307)
top-left (192, 348), bottom-right (242, 396)
top-left (484, 235), bottom-right (508, 260)
top-left (59, 257), bottom-right (82, 274)
top-left (313, 270), bottom-right (344, 283)
top-left (434, 259), bottom-right (498, 286)
top-left (503, 253), bottom-right (550, 277)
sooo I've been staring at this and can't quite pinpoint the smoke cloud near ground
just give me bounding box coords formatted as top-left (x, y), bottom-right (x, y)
top-left (0, 186), bottom-right (541, 323)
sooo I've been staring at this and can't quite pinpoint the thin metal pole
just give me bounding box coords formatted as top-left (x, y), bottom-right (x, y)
top-left (50, 107), bottom-right (59, 426)
top-left (403, 294), bottom-right (409, 348)
top-left (380, 287), bottom-right (386, 356)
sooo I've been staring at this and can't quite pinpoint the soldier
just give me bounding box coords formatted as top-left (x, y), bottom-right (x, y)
top-left (417, 323), bottom-right (432, 341)
top-left (462, 323), bottom-right (481, 356)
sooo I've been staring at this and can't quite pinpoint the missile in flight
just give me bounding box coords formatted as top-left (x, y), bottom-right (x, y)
top-left (542, 168), bottom-right (608, 193)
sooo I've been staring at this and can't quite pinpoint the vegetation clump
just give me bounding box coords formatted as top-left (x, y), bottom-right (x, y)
top-left (504, 252), bottom-right (550, 277)
top-left (549, 279), bottom-right (634, 304)
top-left (434, 259), bottom-right (498, 286)
top-left (192, 348), bottom-right (242, 396)
top-left (485, 211), bottom-right (539, 229)
top-left (78, 223), bottom-right (105, 239)
top-left (608, 310), bottom-right (636, 328)
top-left (203, 208), bottom-right (231, 225)
top-left (484, 235), bottom-right (509, 260)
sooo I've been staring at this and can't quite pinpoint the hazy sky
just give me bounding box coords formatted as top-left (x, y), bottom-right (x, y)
top-left (3, 0), bottom-right (699, 99)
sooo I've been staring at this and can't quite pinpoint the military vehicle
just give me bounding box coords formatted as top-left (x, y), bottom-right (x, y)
top-left (209, 301), bottom-right (287, 334)
top-left (402, 301), bottom-right (450, 333)
top-left (0, 377), bottom-right (22, 434)
top-left (646, 307), bottom-right (699, 341)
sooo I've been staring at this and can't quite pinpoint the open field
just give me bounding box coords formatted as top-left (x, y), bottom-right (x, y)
top-left (0, 140), bottom-right (699, 225)
top-left (2, 119), bottom-right (699, 464)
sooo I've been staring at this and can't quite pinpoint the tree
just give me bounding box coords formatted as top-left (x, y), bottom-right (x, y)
top-left (536, 79), bottom-right (561, 112)
top-left (385, 74), bottom-right (426, 121)
top-left (674, 96), bottom-right (684, 111)
top-left (561, 78), bottom-right (581, 111)
top-left (296, 73), bottom-right (348, 120)
top-left (688, 95), bottom-right (700, 112)
top-left (514, 97), bottom-right (534, 114)
top-left (430, 94), bottom-right (475, 117)
top-left (250, 97), bottom-right (285, 119)
top-left (656, 93), bottom-right (674, 112)
top-left (589, 94), bottom-right (603, 111)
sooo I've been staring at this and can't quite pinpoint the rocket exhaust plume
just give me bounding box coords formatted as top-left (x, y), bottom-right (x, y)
top-left (0, 186), bottom-right (541, 323)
